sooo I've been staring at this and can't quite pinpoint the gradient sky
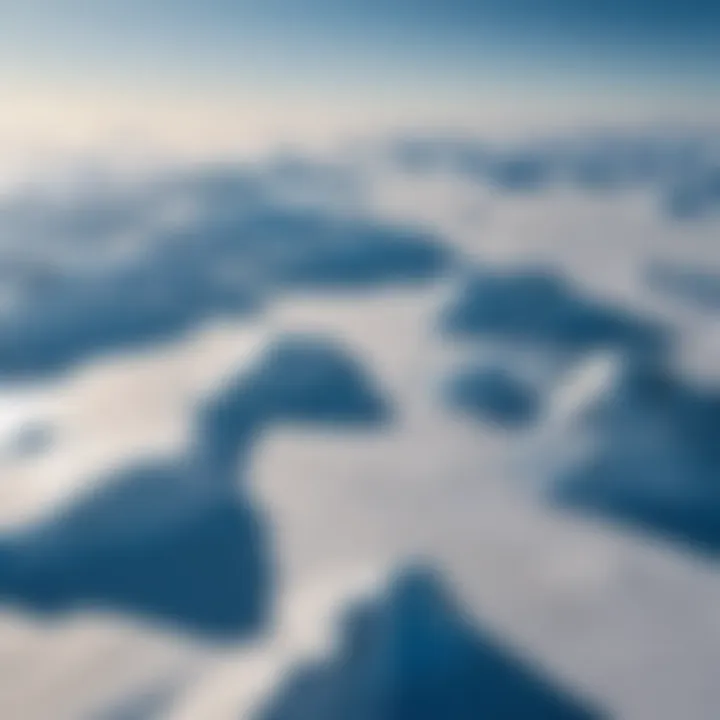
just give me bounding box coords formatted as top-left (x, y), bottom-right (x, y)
top-left (2, 0), bottom-right (719, 155)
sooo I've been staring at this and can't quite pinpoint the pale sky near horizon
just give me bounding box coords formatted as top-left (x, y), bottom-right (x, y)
top-left (1, 1), bottom-right (719, 156)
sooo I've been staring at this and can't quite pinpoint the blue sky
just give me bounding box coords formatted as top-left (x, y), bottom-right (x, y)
top-left (2, 0), bottom-right (719, 153)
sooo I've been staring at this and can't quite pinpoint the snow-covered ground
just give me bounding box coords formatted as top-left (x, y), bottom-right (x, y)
top-left (0, 131), bottom-right (719, 718)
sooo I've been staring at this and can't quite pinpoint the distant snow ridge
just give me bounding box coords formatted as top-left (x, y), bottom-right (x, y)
top-left (441, 267), bottom-right (667, 359)
top-left (0, 163), bottom-right (449, 381)
top-left (390, 132), bottom-right (720, 219)
top-left (257, 566), bottom-right (604, 720)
